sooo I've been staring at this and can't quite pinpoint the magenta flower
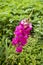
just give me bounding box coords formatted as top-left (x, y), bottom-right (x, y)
top-left (12, 18), bottom-right (32, 53)
top-left (12, 36), bottom-right (19, 45)
top-left (23, 28), bottom-right (30, 35)
top-left (19, 36), bottom-right (27, 46)
top-left (14, 25), bottom-right (24, 35)
top-left (16, 45), bottom-right (22, 53)
top-left (24, 34), bottom-right (29, 39)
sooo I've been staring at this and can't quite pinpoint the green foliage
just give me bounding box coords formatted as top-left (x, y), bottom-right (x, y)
top-left (0, 0), bottom-right (43, 65)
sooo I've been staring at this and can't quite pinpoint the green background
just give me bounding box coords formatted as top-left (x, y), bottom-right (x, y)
top-left (0, 0), bottom-right (43, 65)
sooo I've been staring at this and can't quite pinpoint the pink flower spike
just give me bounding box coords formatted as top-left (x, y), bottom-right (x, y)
top-left (12, 18), bottom-right (32, 53)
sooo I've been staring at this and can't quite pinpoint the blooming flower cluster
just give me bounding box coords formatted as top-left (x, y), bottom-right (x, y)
top-left (12, 19), bottom-right (32, 53)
